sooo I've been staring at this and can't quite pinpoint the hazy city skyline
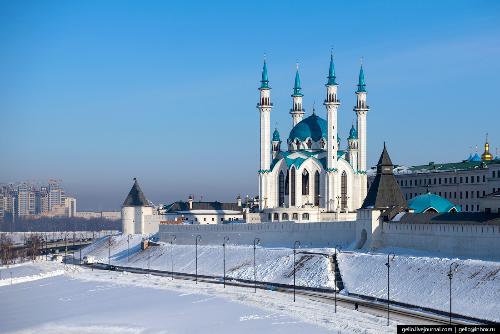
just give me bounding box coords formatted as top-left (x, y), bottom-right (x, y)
top-left (2, 1), bottom-right (500, 210)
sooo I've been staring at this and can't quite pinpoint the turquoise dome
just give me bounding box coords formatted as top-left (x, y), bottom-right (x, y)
top-left (288, 114), bottom-right (327, 142)
top-left (408, 193), bottom-right (460, 213)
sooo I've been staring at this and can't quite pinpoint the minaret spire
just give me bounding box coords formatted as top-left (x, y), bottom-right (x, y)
top-left (290, 63), bottom-right (305, 126)
top-left (257, 57), bottom-right (273, 209)
top-left (323, 53), bottom-right (341, 211)
top-left (357, 59), bottom-right (367, 93)
top-left (353, 59), bottom-right (370, 203)
top-left (327, 52), bottom-right (337, 85)
top-left (260, 57), bottom-right (269, 89)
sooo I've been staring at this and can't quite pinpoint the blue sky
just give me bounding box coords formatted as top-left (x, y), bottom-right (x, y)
top-left (1, 0), bottom-right (499, 210)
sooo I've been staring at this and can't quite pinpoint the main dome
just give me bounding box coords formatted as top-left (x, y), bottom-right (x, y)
top-left (288, 114), bottom-right (327, 142)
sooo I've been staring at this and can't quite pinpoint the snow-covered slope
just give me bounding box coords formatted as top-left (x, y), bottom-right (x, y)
top-left (82, 235), bottom-right (500, 322)
top-left (338, 251), bottom-right (500, 322)
top-left (82, 235), bottom-right (336, 288)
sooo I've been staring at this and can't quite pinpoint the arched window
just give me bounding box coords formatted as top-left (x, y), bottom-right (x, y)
top-left (295, 139), bottom-right (300, 150)
top-left (273, 213), bottom-right (279, 221)
top-left (302, 169), bottom-right (309, 195)
top-left (341, 171), bottom-right (347, 210)
top-left (285, 172), bottom-right (289, 195)
top-left (314, 171), bottom-right (320, 206)
top-left (320, 138), bottom-right (325, 149)
top-left (302, 213), bottom-right (309, 220)
top-left (307, 139), bottom-right (312, 148)
top-left (279, 171), bottom-right (285, 207)
top-left (291, 168), bottom-right (296, 206)
top-left (282, 213), bottom-right (289, 220)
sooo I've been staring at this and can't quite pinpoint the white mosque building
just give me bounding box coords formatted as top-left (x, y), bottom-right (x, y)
top-left (256, 55), bottom-right (370, 222)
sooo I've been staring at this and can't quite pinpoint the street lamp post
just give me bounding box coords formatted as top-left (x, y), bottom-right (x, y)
top-left (293, 240), bottom-right (301, 302)
top-left (195, 235), bottom-right (202, 284)
top-left (223, 236), bottom-right (229, 288)
top-left (170, 235), bottom-right (176, 280)
top-left (447, 262), bottom-right (459, 324)
top-left (385, 253), bottom-right (396, 326)
top-left (253, 238), bottom-right (260, 293)
top-left (334, 245), bottom-right (342, 313)
top-left (64, 233), bottom-right (68, 258)
top-left (127, 234), bottom-right (132, 263)
top-left (79, 233), bottom-right (83, 264)
top-left (108, 235), bottom-right (111, 268)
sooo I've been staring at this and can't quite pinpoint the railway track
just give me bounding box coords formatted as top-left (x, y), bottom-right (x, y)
top-left (81, 262), bottom-right (497, 326)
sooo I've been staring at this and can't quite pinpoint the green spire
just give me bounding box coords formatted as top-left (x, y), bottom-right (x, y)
top-left (272, 128), bottom-right (280, 141)
top-left (327, 53), bottom-right (337, 85)
top-left (292, 65), bottom-right (303, 96)
top-left (260, 59), bottom-right (269, 89)
top-left (357, 64), bottom-right (366, 93)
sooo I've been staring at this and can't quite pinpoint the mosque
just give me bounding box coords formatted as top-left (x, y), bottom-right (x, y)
top-left (257, 55), bottom-right (369, 222)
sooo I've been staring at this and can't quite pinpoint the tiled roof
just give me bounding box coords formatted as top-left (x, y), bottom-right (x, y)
top-left (122, 178), bottom-right (150, 207)
top-left (362, 145), bottom-right (406, 209)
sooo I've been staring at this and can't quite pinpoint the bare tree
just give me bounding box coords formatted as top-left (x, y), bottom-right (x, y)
top-left (0, 234), bottom-right (14, 265)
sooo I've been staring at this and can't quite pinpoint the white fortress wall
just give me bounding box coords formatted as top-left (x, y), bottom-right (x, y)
top-left (158, 221), bottom-right (357, 248)
top-left (379, 222), bottom-right (500, 261)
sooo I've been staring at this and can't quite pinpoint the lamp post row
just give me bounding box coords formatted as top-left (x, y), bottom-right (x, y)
top-left (100, 233), bottom-right (461, 327)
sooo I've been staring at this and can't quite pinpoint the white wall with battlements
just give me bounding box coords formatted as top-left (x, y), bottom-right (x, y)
top-left (379, 221), bottom-right (500, 261)
top-left (158, 221), bottom-right (356, 248)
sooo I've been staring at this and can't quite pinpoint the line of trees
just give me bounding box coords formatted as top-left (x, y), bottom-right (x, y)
top-left (0, 217), bottom-right (121, 233)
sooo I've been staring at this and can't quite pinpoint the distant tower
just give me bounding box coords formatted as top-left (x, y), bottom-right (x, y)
top-left (481, 133), bottom-right (493, 161)
top-left (347, 124), bottom-right (359, 171)
top-left (258, 59), bottom-right (273, 209)
top-left (354, 61), bottom-right (370, 200)
top-left (272, 128), bottom-right (281, 159)
top-left (121, 178), bottom-right (154, 235)
top-left (324, 53), bottom-right (341, 211)
top-left (290, 65), bottom-right (305, 126)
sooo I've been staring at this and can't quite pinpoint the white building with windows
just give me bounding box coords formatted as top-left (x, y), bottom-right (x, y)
top-left (256, 55), bottom-right (369, 222)
top-left (369, 137), bottom-right (500, 212)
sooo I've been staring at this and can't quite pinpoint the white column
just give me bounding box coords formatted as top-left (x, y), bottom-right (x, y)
top-left (355, 90), bottom-right (369, 201)
top-left (258, 87), bottom-right (272, 210)
top-left (325, 84), bottom-right (340, 211)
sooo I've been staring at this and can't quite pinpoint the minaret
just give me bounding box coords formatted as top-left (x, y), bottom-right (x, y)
top-left (354, 61), bottom-right (370, 200)
top-left (324, 53), bottom-right (341, 211)
top-left (347, 124), bottom-right (359, 171)
top-left (290, 64), bottom-right (305, 126)
top-left (257, 59), bottom-right (273, 210)
top-left (272, 128), bottom-right (281, 160)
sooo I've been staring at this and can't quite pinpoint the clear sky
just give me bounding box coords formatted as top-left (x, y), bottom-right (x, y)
top-left (1, 0), bottom-right (499, 210)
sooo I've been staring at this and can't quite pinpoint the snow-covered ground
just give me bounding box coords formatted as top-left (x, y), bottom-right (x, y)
top-left (0, 262), bottom-right (394, 334)
top-left (81, 234), bottom-right (337, 288)
top-left (0, 261), bottom-right (64, 286)
top-left (338, 250), bottom-right (500, 322)
top-left (82, 235), bottom-right (500, 322)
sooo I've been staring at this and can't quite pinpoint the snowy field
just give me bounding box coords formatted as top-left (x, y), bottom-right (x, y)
top-left (0, 262), bottom-right (394, 334)
top-left (82, 235), bottom-right (500, 322)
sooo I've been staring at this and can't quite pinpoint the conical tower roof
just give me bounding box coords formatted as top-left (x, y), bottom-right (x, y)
top-left (377, 142), bottom-right (393, 167)
top-left (122, 178), bottom-right (150, 207)
top-left (362, 144), bottom-right (406, 209)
